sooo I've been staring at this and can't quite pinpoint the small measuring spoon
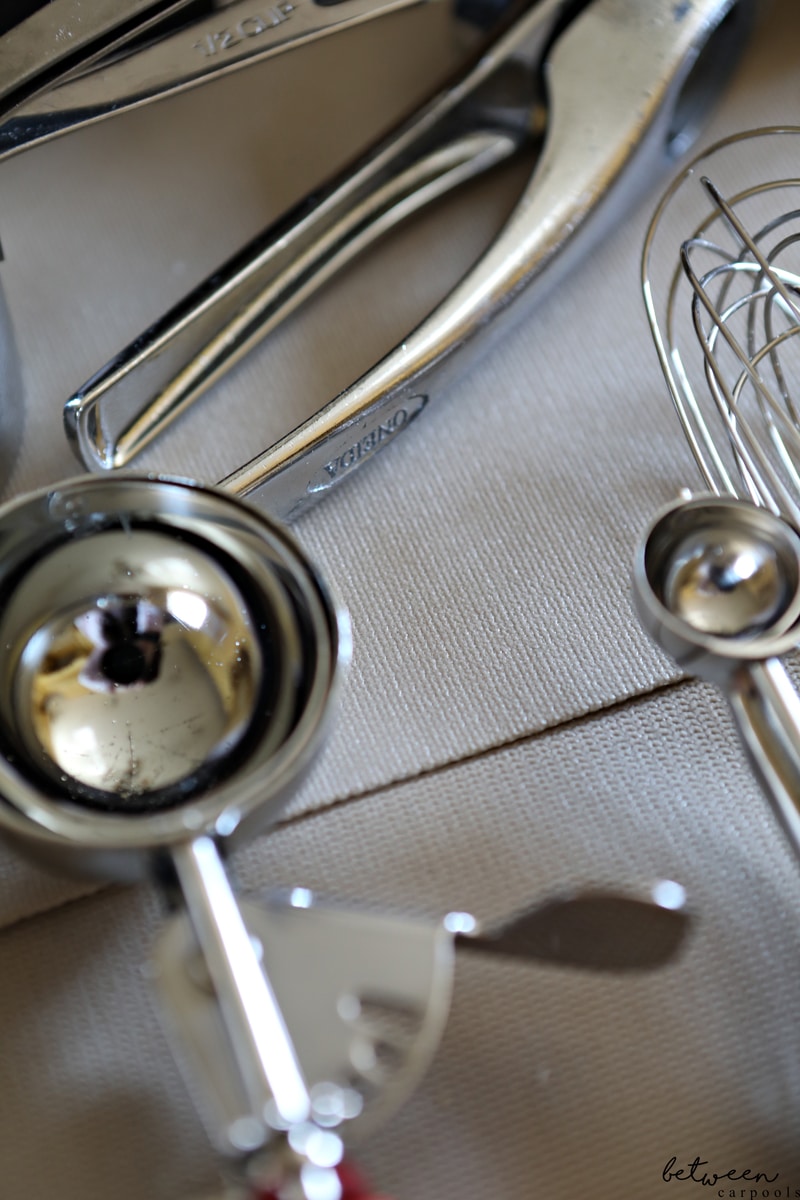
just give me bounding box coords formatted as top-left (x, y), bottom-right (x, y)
top-left (0, 473), bottom-right (348, 1147)
top-left (633, 493), bottom-right (800, 862)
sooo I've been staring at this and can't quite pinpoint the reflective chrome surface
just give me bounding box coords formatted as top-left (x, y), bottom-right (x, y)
top-left (642, 126), bottom-right (800, 525)
top-left (63, 0), bottom-right (755, 520)
top-left (635, 496), bottom-right (800, 671)
top-left (0, 475), bottom-right (345, 857)
top-left (4, 529), bottom-right (280, 804)
top-left (659, 523), bottom-right (794, 638)
top-left (0, 3), bottom-right (747, 1190)
top-left (634, 495), bottom-right (800, 865)
top-left (0, 473), bottom-right (348, 1190)
top-left (65, 123), bottom-right (522, 478)
top-left (638, 128), bottom-right (800, 873)
top-left (153, 880), bottom-right (690, 1169)
top-left (154, 893), bottom-right (455, 1155)
top-left (171, 836), bottom-right (312, 1136)
top-left (0, 0), bottom-right (201, 118)
top-left (0, 0), bottom-right (475, 142)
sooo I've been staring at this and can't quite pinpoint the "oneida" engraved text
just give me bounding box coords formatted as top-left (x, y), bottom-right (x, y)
top-left (324, 408), bottom-right (411, 479)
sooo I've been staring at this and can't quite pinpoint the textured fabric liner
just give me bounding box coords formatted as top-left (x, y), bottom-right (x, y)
top-left (2, 684), bottom-right (800, 1199)
top-left (0, 3), bottom-right (798, 1197)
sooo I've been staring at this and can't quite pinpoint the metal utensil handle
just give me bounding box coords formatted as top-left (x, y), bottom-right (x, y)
top-left (727, 657), bottom-right (800, 863)
top-left (170, 835), bottom-right (310, 1130)
top-left (1, 0), bottom-right (459, 157)
top-left (0, 0), bottom-right (199, 117)
top-left (63, 0), bottom-right (567, 474)
top-left (65, 127), bottom-right (520, 472)
top-left (222, 0), bottom-right (745, 519)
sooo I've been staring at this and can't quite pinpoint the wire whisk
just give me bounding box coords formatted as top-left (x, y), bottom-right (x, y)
top-left (642, 125), bottom-right (800, 525)
top-left (635, 128), bottom-right (800, 869)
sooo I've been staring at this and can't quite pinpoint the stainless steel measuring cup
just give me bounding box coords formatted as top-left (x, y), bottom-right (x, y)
top-left (0, 471), bottom-right (695, 1194)
top-left (0, 473), bottom-right (348, 1154)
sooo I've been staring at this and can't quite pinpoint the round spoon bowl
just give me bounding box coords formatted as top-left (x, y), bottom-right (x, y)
top-left (0, 475), bottom-right (347, 877)
top-left (633, 495), bottom-right (800, 681)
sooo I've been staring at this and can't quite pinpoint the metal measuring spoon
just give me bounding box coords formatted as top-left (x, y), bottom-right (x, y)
top-left (0, 473), bottom-right (348, 1151)
top-left (633, 493), bottom-right (800, 861)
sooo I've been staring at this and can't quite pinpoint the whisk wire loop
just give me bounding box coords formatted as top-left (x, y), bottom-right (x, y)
top-left (700, 175), bottom-right (800, 321)
top-left (642, 126), bottom-right (800, 527)
top-left (682, 249), bottom-right (800, 524)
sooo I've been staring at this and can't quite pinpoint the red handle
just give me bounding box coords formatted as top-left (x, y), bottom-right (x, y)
top-left (253, 1158), bottom-right (393, 1200)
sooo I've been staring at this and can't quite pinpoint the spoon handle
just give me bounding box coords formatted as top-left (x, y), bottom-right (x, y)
top-left (454, 886), bottom-right (690, 970)
top-left (170, 835), bottom-right (310, 1130)
top-left (727, 657), bottom-right (800, 862)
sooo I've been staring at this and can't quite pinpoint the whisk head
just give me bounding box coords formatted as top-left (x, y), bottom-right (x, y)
top-left (642, 126), bottom-right (800, 526)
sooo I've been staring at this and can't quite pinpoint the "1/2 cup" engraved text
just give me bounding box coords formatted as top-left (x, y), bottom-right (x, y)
top-left (193, 6), bottom-right (294, 56)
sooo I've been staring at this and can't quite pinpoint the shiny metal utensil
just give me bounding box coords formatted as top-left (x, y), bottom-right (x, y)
top-left (62, 0), bottom-right (755, 520)
top-left (457, 878), bottom-right (690, 969)
top-left (153, 879), bottom-right (689, 1193)
top-left (636, 128), bottom-right (800, 864)
top-left (0, 0), bottom-right (205, 117)
top-left (0, 459), bottom-right (691, 1199)
top-left (642, 127), bottom-right (800, 521)
top-left (0, 476), bottom-right (692, 1195)
top-left (634, 494), bottom-right (800, 860)
top-left (0, 0), bottom-right (482, 140)
top-left (0, 6), bottom-right (737, 1188)
top-left (0, 473), bottom-right (348, 1181)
